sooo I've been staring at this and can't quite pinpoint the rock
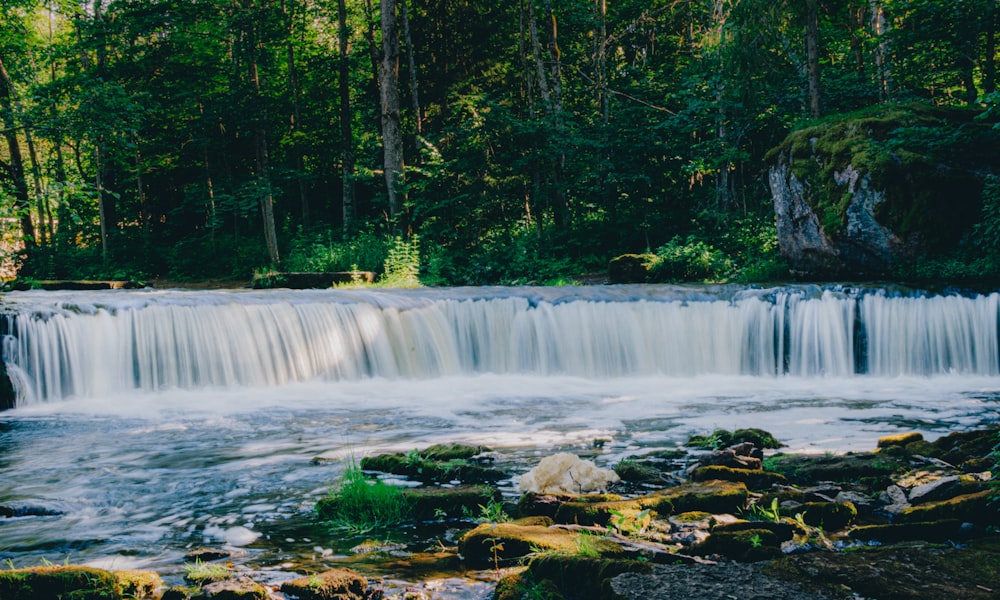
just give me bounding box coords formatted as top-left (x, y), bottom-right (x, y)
top-left (783, 501), bottom-right (857, 531)
top-left (766, 452), bottom-right (905, 485)
top-left (360, 447), bottom-right (506, 485)
top-left (185, 548), bottom-right (232, 563)
top-left (517, 492), bottom-right (623, 520)
top-left (608, 254), bottom-right (654, 284)
top-left (501, 555), bottom-right (651, 600)
top-left (519, 453), bottom-right (620, 494)
top-left (192, 576), bottom-right (269, 599)
top-left (163, 586), bottom-right (195, 600)
top-left (458, 520), bottom-right (623, 566)
top-left (553, 493), bottom-right (674, 527)
top-left (0, 566), bottom-right (121, 600)
top-left (850, 519), bottom-right (967, 544)
top-left (689, 465), bottom-right (787, 490)
top-left (280, 568), bottom-right (382, 600)
top-left (686, 428), bottom-right (783, 450)
top-left (401, 484), bottom-right (500, 520)
top-left (877, 432), bottom-right (924, 449)
top-left (691, 528), bottom-right (784, 562)
top-left (907, 475), bottom-right (964, 505)
top-left (661, 480), bottom-right (750, 515)
top-left (115, 569), bottom-right (164, 599)
top-left (767, 104), bottom-right (1000, 276)
top-left (898, 490), bottom-right (999, 526)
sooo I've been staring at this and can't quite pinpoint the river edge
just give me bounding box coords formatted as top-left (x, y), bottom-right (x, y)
top-left (2, 426), bottom-right (997, 600)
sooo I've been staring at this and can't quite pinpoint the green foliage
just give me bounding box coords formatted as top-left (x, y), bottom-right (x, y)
top-left (318, 458), bottom-right (412, 534)
top-left (648, 236), bottom-right (733, 282)
top-left (284, 228), bottom-right (390, 274)
top-left (380, 235), bottom-right (422, 288)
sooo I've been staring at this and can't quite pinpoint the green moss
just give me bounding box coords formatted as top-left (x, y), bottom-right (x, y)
top-left (782, 501), bottom-right (858, 531)
top-left (686, 428), bottom-right (783, 450)
top-left (114, 570), bottom-right (163, 599)
top-left (850, 520), bottom-right (966, 544)
top-left (521, 555), bottom-right (651, 600)
top-left (769, 102), bottom-right (999, 243)
top-left (457, 522), bottom-right (624, 566)
top-left (877, 432), bottom-right (924, 449)
top-left (765, 452), bottom-right (906, 485)
top-left (691, 528), bottom-right (784, 562)
top-left (690, 465), bottom-right (787, 490)
top-left (279, 569), bottom-right (373, 600)
top-left (899, 490), bottom-right (998, 525)
top-left (359, 447), bottom-right (505, 484)
top-left (0, 566), bottom-right (121, 600)
top-left (401, 484), bottom-right (500, 520)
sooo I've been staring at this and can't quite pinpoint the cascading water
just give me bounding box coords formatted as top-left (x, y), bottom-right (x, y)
top-left (2, 285), bottom-right (998, 406)
top-left (1, 284), bottom-right (998, 586)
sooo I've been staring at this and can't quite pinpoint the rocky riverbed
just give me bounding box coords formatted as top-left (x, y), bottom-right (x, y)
top-left (2, 427), bottom-right (997, 599)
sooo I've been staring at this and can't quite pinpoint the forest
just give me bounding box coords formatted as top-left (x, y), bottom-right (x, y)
top-left (0, 0), bottom-right (998, 285)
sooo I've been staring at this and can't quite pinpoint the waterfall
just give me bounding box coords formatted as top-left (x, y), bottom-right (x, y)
top-left (2, 286), bottom-right (998, 406)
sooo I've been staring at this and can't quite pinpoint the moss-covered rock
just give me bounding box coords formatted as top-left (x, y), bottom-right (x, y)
top-left (686, 428), bottom-right (783, 450)
top-left (359, 448), bottom-right (505, 484)
top-left (690, 528), bottom-right (784, 562)
top-left (783, 501), bottom-right (858, 531)
top-left (191, 577), bottom-right (269, 600)
top-left (898, 490), bottom-right (999, 525)
top-left (608, 254), bottom-right (655, 284)
top-left (767, 103), bottom-right (1000, 276)
top-left (553, 495), bottom-right (674, 527)
top-left (458, 520), bottom-right (624, 566)
top-left (690, 465), bottom-right (788, 490)
top-left (0, 566), bottom-right (122, 600)
top-left (506, 555), bottom-right (651, 600)
top-left (850, 519), bottom-right (967, 544)
top-left (712, 519), bottom-right (798, 543)
top-left (658, 480), bottom-right (750, 515)
top-left (877, 431), bottom-right (924, 449)
top-left (517, 492), bottom-right (624, 520)
top-left (764, 452), bottom-right (905, 486)
top-left (279, 568), bottom-right (380, 600)
top-left (401, 484), bottom-right (500, 520)
top-left (114, 570), bottom-right (163, 599)
top-left (162, 586), bottom-right (194, 600)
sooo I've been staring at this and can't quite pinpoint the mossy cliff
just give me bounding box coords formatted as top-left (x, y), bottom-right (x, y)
top-left (767, 103), bottom-right (1000, 277)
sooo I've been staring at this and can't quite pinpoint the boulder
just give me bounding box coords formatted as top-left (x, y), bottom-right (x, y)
top-left (0, 566), bottom-right (121, 600)
top-left (767, 103), bottom-right (1000, 277)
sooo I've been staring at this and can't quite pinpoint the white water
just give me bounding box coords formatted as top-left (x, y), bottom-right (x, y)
top-left (0, 284), bottom-right (998, 588)
top-left (4, 285), bottom-right (999, 405)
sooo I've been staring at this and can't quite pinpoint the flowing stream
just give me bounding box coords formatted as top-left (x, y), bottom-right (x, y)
top-left (0, 284), bottom-right (998, 594)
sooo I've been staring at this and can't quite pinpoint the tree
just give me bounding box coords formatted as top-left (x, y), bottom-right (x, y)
top-left (380, 0), bottom-right (404, 222)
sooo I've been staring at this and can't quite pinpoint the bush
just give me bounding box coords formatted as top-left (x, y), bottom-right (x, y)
top-left (648, 236), bottom-right (733, 282)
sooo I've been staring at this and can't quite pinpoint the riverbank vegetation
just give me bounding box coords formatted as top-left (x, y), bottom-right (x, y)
top-left (0, 1), bottom-right (998, 284)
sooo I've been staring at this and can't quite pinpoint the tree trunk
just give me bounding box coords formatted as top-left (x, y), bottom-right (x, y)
top-left (380, 0), bottom-right (404, 221)
top-left (338, 0), bottom-right (355, 229)
top-left (283, 0), bottom-right (309, 224)
top-left (0, 55), bottom-right (36, 250)
top-left (871, 0), bottom-right (891, 102)
top-left (805, 0), bottom-right (822, 117)
top-left (244, 4), bottom-right (281, 266)
top-left (543, 0), bottom-right (569, 229)
top-left (400, 0), bottom-right (421, 138)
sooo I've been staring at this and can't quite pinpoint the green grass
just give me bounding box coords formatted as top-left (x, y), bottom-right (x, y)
top-left (318, 458), bottom-right (412, 533)
top-left (183, 560), bottom-right (231, 585)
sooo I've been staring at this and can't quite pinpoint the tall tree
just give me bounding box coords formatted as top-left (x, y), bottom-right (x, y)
top-left (380, 0), bottom-right (404, 221)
